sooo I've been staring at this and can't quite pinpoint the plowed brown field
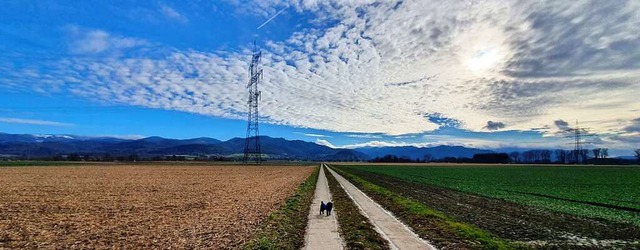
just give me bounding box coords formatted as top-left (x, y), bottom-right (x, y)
top-left (0, 165), bottom-right (314, 249)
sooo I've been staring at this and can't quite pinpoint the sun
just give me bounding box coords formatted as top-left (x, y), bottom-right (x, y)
top-left (454, 24), bottom-right (511, 75)
top-left (466, 47), bottom-right (502, 73)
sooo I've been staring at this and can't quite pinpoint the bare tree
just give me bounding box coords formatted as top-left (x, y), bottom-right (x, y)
top-left (532, 150), bottom-right (540, 162)
top-left (567, 150), bottom-right (575, 164)
top-left (555, 149), bottom-right (567, 163)
top-left (541, 150), bottom-right (552, 163)
top-left (592, 148), bottom-right (601, 159)
top-left (579, 149), bottom-right (590, 163)
top-left (602, 148), bottom-right (608, 159)
top-left (509, 151), bottom-right (520, 163)
top-left (423, 154), bottom-right (432, 162)
top-left (635, 149), bottom-right (640, 162)
top-left (522, 151), bottom-right (533, 163)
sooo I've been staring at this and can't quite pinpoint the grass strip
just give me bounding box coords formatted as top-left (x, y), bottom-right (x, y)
top-left (243, 166), bottom-right (320, 250)
top-left (323, 167), bottom-right (391, 250)
top-left (330, 166), bottom-right (520, 250)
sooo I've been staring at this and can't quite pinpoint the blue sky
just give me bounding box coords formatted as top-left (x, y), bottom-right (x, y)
top-left (1, 0), bottom-right (639, 155)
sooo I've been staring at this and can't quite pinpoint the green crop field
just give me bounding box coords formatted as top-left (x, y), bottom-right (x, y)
top-left (337, 164), bottom-right (640, 226)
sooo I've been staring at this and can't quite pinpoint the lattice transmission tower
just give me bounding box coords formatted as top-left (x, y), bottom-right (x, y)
top-left (564, 120), bottom-right (595, 164)
top-left (243, 42), bottom-right (263, 164)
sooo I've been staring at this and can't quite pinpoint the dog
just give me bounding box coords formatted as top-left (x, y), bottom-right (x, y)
top-left (320, 201), bottom-right (326, 215)
top-left (326, 201), bottom-right (333, 216)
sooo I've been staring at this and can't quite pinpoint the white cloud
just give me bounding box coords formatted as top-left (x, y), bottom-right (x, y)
top-left (338, 133), bottom-right (566, 150)
top-left (67, 27), bottom-right (148, 54)
top-left (95, 134), bottom-right (146, 140)
top-left (4, 1), bottom-right (640, 140)
top-left (339, 140), bottom-right (431, 149)
top-left (394, 135), bottom-right (417, 139)
top-left (346, 134), bottom-right (383, 139)
top-left (295, 132), bottom-right (331, 137)
top-left (160, 4), bottom-right (188, 23)
top-left (0, 118), bottom-right (73, 127)
top-left (420, 134), bottom-right (562, 149)
top-left (315, 138), bottom-right (336, 148)
top-left (337, 138), bottom-right (502, 150)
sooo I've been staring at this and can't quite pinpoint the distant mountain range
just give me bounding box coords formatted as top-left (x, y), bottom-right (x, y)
top-left (0, 132), bottom-right (495, 161)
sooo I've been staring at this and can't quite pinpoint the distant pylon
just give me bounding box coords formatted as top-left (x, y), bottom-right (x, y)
top-left (573, 120), bottom-right (583, 163)
top-left (243, 41), bottom-right (262, 164)
top-left (564, 120), bottom-right (595, 164)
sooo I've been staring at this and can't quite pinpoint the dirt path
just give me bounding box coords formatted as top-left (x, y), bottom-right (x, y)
top-left (303, 164), bottom-right (344, 250)
top-left (326, 164), bottom-right (436, 250)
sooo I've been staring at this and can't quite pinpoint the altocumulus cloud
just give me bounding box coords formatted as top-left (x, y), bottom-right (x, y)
top-left (3, 0), bottom-right (640, 136)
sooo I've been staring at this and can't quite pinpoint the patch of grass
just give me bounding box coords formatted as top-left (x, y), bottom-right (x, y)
top-left (330, 166), bottom-right (518, 250)
top-left (243, 166), bottom-right (320, 250)
top-left (323, 167), bottom-right (390, 250)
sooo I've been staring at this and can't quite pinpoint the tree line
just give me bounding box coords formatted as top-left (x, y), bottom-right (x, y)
top-left (22, 153), bottom-right (234, 162)
top-left (509, 149), bottom-right (607, 164)
top-left (371, 148), bottom-right (640, 164)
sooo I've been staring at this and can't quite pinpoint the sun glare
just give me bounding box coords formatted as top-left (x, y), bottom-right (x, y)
top-left (454, 24), bottom-right (511, 75)
top-left (466, 47), bottom-right (502, 73)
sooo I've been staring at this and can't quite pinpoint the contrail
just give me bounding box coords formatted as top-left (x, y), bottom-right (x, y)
top-left (257, 8), bottom-right (287, 30)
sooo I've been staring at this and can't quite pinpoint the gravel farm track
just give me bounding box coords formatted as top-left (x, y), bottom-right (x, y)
top-left (0, 164), bottom-right (314, 249)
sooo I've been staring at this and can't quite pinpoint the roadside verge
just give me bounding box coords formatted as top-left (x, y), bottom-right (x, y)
top-left (326, 165), bottom-right (436, 250)
top-left (243, 166), bottom-right (320, 250)
top-left (323, 165), bottom-right (391, 249)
